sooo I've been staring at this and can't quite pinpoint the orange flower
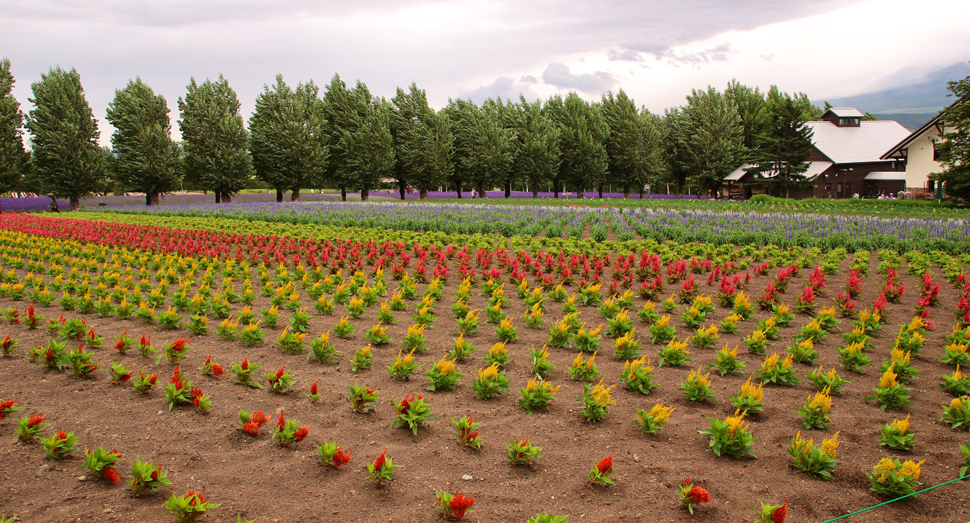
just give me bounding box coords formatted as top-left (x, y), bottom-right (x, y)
top-left (241, 357), bottom-right (250, 370)
top-left (332, 448), bottom-right (351, 468)
top-left (772, 500), bottom-right (788, 523)
top-left (373, 449), bottom-right (387, 471)
top-left (450, 493), bottom-right (475, 520)
top-left (102, 467), bottom-right (120, 485)
top-left (689, 486), bottom-right (711, 504)
top-left (596, 452), bottom-right (616, 474)
top-left (55, 430), bottom-right (68, 441)
top-left (276, 410), bottom-right (286, 430)
top-left (293, 426), bottom-right (310, 442)
top-left (169, 339), bottom-right (190, 352)
top-left (27, 414), bottom-right (47, 428)
top-left (309, 379), bottom-right (319, 395)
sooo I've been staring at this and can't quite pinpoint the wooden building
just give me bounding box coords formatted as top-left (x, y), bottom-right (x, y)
top-left (725, 108), bottom-right (911, 199)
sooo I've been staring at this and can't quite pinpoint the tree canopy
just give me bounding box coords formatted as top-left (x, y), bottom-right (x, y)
top-left (936, 67), bottom-right (970, 202)
top-left (178, 75), bottom-right (253, 203)
top-left (0, 57), bottom-right (29, 212)
top-left (26, 66), bottom-right (106, 211)
top-left (106, 77), bottom-right (181, 205)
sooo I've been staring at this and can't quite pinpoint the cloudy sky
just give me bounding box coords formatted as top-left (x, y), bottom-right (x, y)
top-left (2, 0), bottom-right (968, 145)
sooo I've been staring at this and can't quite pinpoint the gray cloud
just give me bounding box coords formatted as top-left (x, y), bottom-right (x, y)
top-left (619, 41), bottom-right (734, 65)
top-left (608, 49), bottom-right (645, 62)
top-left (520, 75), bottom-right (538, 84)
top-left (459, 77), bottom-right (540, 105)
top-left (542, 63), bottom-right (616, 93)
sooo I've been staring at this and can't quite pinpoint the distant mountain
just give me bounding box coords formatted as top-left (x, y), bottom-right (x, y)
top-left (814, 62), bottom-right (968, 115)
top-left (870, 113), bottom-right (938, 132)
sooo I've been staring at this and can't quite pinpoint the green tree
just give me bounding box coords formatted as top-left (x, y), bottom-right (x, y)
top-left (178, 75), bottom-right (253, 203)
top-left (445, 98), bottom-right (515, 198)
top-left (745, 87), bottom-right (815, 198)
top-left (0, 57), bottom-right (29, 212)
top-left (513, 96), bottom-right (560, 198)
top-left (601, 90), bottom-right (663, 198)
top-left (390, 82), bottom-right (453, 199)
top-left (483, 97), bottom-right (520, 197)
top-left (936, 68), bottom-right (970, 202)
top-left (26, 66), bottom-right (106, 211)
top-left (554, 93), bottom-right (608, 198)
top-left (105, 78), bottom-right (180, 206)
top-left (724, 79), bottom-right (767, 155)
top-left (665, 86), bottom-right (744, 196)
top-left (249, 74), bottom-right (328, 202)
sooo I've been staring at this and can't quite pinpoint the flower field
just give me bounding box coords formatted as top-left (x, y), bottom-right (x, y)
top-left (1, 211), bottom-right (969, 522)
top-left (97, 200), bottom-right (970, 254)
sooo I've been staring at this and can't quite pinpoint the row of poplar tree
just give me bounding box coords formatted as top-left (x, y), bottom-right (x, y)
top-left (0, 57), bottom-right (825, 210)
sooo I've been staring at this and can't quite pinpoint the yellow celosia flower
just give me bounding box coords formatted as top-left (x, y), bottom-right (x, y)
top-left (642, 301), bottom-right (655, 312)
top-left (589, 379), bottom-right (615, 407)
top-left (407, 323), bottom-right (426, 337)
top-left (734, 292), bottom-right (750, 308)
top-left (725, 408), bottom-right (749, 435)
top-left (667, 338), bottom-right (689, 354)
top-left (775, 304), bottom-right (790, 316)
top-left (879, 368), bottom-right (898, 389)
top-left (586, 351), bottom-right (598, 371)
top-left (820, 431), bottom-right (840, 457)
top-left (763, 353), bottom-right (780, 370)
top-left (360, 344), bottom-right (371, 357)
top-left (950, 396), bottom-right (965, 409)
top-left (647, 402), bottom-right (675, 424)
top-left (488, 341), bottom-right (508, 358)
top-left (807, 387), bottom-right (832, 412)
top-left (890, 414), bottom-right (911, 434)
top-left (656, 315), bottom-right (670, 327)
top-left (479, 363), bottom-right (499, 380)
top-left (898, 459), bottom-right (925, 480)
top-left (724, 314), bottom-right (740, 326)
top-left (499, 317), bottom-right (514, 330)
top-left (740, 377), bottom-right (763, 401)
top-left (572, 352), bottom-right (585, 369)
top-left (781, 354), bottom-right (794, 369)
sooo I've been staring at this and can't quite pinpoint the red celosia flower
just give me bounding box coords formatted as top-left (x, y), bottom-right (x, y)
top-left (398, 394), bottom-right (415, 414)
top-left (276, 410), bottom-right (286, 430)
top-left (596, 452), bottom-right (616, 475)
top-left (55, 430), bottom-right (68, 441)
top-left (148, 373), bottom-right (158, 385)
top-left (27, 414), bottom-right (47, 428)
top-left (449, 493), bottom-right (475, 520)
top-left (373, 449), bottom-right (387, 471)
top-left (274, 364), bottom-right (285, 381)
top-left (169, 339), bottom-right (190, 352)
top-left (772, 500), bottom-right (788, 523)
top-left (293, 426), bottom-right (310, 442)
top-left (251, 410), bottom-right (269, 425)
top-left (242, 420), bottom-right (261, 434)
top-left (241, 357), bottom-right (250, 370)
top-left (88, 328), bottom-right (97, 340)
top-left (102, 467), bottom-right (120, 485)
top-left (140, 334), bottom-right (150, 346)
top-left (310, 379), bottom-right (319, 395)
top-left (2, 335), bottom-right (12, 349)
top-left (0, 399), bottom-right (17, 412)
top-left (689, 486), bottom-right (711, 504)
top-left (332, 448), bottom-right (351, 467)
top-left (211, 364), bottom-right (225, 375)
top-left (114, 339), bottom-right (125, 350)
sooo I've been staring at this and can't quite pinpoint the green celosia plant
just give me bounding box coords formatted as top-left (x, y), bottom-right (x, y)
top-left (530, 345), bottom-right (555, 378)
top-left (568, 351), bottom-right (600, 382)
top-left (940, 366), bottom-right (970, 396)
top-left (40, 429), bottom-right (79, 460)
top-left (690, 324), bottom-right (719, 350)
top-left (631, 403), bottom-right (675, 435)
top-left (507, 438), bottom-right (543, 467)
top-left (788, 431), bottom-right (840, 480)
top-left (164, 490), bottom-right (220, 523)
top-left (620, 356), bottom-right (659, 395)
top-left (838, 341), bottom-right (873, 373)
top-left (366, 449), bottom-right (400, 489)
top-left (275, 327), bottom-right (308, 355)
top-left (649, 315), bottom-right (676, 344)
top-left (316, 441), bottom-right (352, 468)
top-left (786, 338), bottom-right (819, 365)
top-left (657, 338), bottom-right (691, 367)
top-left (349, 345), bottom-right (373, 372)
top-left (698, 408), bottom-right (757, 458)
top-left (471, 363), bottom-right (510, 399)
top-left (571, 324), bottom-right (603, 353)
top-left (332, 315), bottom-right (356, 338)
top-left (364, 321), bottom-right (391, 346)
top-left (271, 410), bottom-right (310, 448)
top-left (807, 366), bottom-right (850, 395)
top-left (940, 395), bottom-right (970, 429)
top-left (754, 353), bottom-right (801, 386)
top-left (493, 317), bottom-right (518, 342)
top-left (264, 364), bottom-right (295, 394)
top-left (348, 383), bottom-right (380, 412)
top-left (425, 356), bottom-right (462, 391)
top-left (518, 378), bottom-right (560, 414)
top-left (483, 341), bottom-right (511, 367)
top-left (867, 458), bottom-right (925, 497)
top-left (798, 387), bottom-right (833, 430)
top-left (864, 368), bottom-right (912, 411)
top-left (82, 446), bottom-right (123, 484)
top-left (308, 331), bottom-right (339, 364)
top-left (678, 367), bottom-right (717, 403)
top-left (388, 349), bottom-right (420, 381)
top-left (452, 415), bottom-right (483, 450)
top-left (708, 344), bottom-right (746, 376)
top-left (743, 329), bottom-right (769, 355)
top-left (392, 394), bottom-right (434, 435)
top-left (128, 457), bottom-right (173, 498)
top-left (576, 379), bottom-right (615, 423)
top-left (448, 333), bottom-right (476, 362)
top-left (878, 414), bottom-right (916, 451)
top-left (229, 357), bottom-right (263, 389)
top-left (730, 377), bottom-right (764, 414)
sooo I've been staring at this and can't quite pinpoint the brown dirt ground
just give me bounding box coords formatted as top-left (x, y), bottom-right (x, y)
top-left (1, 251), bottom-right (969, 523)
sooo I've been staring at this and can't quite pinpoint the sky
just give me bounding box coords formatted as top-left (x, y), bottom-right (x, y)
top-left (2, 0), bottom-right (969, 145)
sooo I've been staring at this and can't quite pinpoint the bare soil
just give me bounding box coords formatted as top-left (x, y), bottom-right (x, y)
top-left (1, 254), bottom-right (969, 523)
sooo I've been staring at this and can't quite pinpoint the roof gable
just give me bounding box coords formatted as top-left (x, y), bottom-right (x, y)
top-left (821, 107), bottom-right (865, 119)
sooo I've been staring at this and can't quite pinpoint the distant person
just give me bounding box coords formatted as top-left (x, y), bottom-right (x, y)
top-left (48, 195), bottom-right (59, 213)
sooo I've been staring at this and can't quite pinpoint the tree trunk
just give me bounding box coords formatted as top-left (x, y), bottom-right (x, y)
top-left (276, 190), bottom-right (284, 202)
top-left (533, 190), bottom-right (539, 198)
top-left (147, 193), bottom-right (160, 206)
top-left (399, 181), bottom-right (406, 200)
top-left (361, 188), bottom-right (369, 201)
top-left (215, 192), bottom-right (222, 203)
top-left (623, 185), bottom-right (630, 199)
top-left (420, 189), bottom-right (428, 199)
top-left (598, 185), bottom-right (603, 198)
top-left (69, 197), bottom-right (80, 211)
top-left (553, 179), bottom-right (559, 199)
top-left (222, 192), bottom-right (232, 203)
top-left (341, 187), bottom-right (347, 201)
top-left (456, 184), bottom-right (462, 199)
top-left (477, 186), bottom-right (487, 199)
top-left (291, 188), bottom-right (301, 202)
top-left (505, 183), bottom-right (511, 198)
top-left (639, 188), bottom-right (645, 198)
top-left (577, 190), bottom-right (585, 199)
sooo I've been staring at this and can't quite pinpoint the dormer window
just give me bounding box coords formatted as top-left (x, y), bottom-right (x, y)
top-left (837, 118), bottom-right (860, 127)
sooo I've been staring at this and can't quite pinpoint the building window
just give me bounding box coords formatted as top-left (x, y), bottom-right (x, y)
top-left (933, 141), bottom-right (940, 161)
